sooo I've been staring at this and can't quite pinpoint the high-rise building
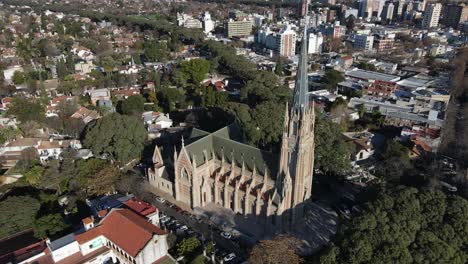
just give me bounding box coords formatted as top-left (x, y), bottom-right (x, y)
top-left (308, 32), bottom-right (323, 54)
top-left (443, 4), bottom-right (468, 29)
top-left (277, 24), bottom-right (297, 57)
top-left (202, 12), bottom-right (214, 33)
top-left (381, 2), bottom-right (395, 21)
top-left (227, 18), bottom-right (253, 38)
top-left (421, 3), bottom-right (442, 29)
top-left (300, 0), bottom-right (311, 17)
top-left (354, 34), bottom-right (374, 50)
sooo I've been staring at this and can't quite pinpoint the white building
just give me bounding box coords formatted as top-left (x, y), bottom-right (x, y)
top-left (202, 12), bottom-right (214, 33)
top-left (276, 24), bottom-right (296, 57)
top-left (422, 3), bottom-right (442, 29)
top-left (177, 13), bottom-right (202, 29)
top-left (354, 34), bottom-right (374, 50)
top-left (30, 208), bottom-right (174, 264)
top-left (308, 32), bottom-right (323, 54)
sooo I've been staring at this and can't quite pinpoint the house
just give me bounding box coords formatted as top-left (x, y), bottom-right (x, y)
top-left (155, 114), bottom-right (173, 129)
top-left (86, 88), bottom-right (111, 105)
top-left (0, 138), bottom-right (41, 168)
top-left (31, 208), bottom-right (173, 264)
top-left (343, 131), bottom-right (375, 164)
top-left (37, 139), bottom-right (81, 164)
top-left (46, 96), bottom-right (74, 117)
top-left (112, 88), bottom-right (140, 99)
top-left (75, 60), bottom-right (95, 74)
top-left (71, 107), bottom-right (101, 124)
top-left (0, 97), bottom-right (14, 111)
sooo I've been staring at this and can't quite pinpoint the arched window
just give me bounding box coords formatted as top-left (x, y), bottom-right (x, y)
top-left (181, 167), bottom-right (189, 180)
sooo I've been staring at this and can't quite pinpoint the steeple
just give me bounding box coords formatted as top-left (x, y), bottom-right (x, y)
top-left (292, 16), bottom-right (310, 113)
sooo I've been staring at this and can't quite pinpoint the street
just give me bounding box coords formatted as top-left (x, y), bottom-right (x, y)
top-left (147, 192), bottom-right (248, 263)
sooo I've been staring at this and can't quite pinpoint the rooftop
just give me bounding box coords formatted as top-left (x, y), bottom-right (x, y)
top-left (345, 69), bottom-right (400, 82)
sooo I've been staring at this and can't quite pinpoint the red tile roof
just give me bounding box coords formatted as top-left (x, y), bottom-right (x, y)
top-left (124, 198), bottom-right (157, 217)
top-left (75, 209), bottom-right (167, 258)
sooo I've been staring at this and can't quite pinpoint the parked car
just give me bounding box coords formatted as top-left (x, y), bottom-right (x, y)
top-left (156, 197), bottom-right (166, 203)
top-left (220, 231), bottom-right (232, 239)
top-left (224, 253), bottom-right (236, 262)
top-left (178, 225), bottom-right (188, 231)
top-left (160, 216), bottom-right (170, 224)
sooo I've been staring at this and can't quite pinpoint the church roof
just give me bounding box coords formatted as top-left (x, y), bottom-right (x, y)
top-left (184, 124), bottom-right (277, 177)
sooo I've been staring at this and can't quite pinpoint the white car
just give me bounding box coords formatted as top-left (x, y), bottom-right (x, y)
top-left (224, 253), bottom-right (236, 262)
top-left (220, 231), bottom-right (232, 239)
top-left (178, 225), bottom-right (189, 231)
top-left (160, 216), bottom-right (170, 224)
top-left (156, 197), bottom-right (166, 203)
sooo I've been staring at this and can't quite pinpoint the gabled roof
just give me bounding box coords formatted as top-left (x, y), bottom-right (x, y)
top-left (184, 124), bottom-right (277, 176)
top-left (75, 209), bottom-right (167, 258)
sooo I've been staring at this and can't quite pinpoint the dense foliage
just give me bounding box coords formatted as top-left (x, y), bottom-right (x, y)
top-left (320, 188), bottom-right (468, 264)
top-left (0, 195), bottom-right (40, 238)
top-left (314, 112), bottom-right (352, 175)
top-left (83, 113), bottom-right (147, 162)
top-left (249, 235), bottom-right (303, 264)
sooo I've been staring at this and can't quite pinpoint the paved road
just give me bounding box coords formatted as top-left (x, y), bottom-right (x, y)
top-left (148, 193), bottom-right (248, 263)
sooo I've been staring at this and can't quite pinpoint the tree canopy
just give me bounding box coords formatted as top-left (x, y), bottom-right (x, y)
top-left (0, 195), bottom-right (40, 238)
top-left (6, 97), bottom-right (45, 123)
top-left (179, 58), bottom-right (210, 84)
top-left (314, 112), bottom-right (353, 175)
top-left (118, 95), bottom-right (146, 115)
top-left (320, 188), bottom-right (468, 264)
top-left (249, 235), bottom-right (303, 264)
top-left (83, 113), bottom-right (147, 162)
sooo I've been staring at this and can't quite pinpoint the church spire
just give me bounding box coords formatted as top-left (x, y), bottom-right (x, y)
top-left (292, 16), bottom-right (310, 113)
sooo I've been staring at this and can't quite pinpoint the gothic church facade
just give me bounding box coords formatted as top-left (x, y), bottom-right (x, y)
top-left (149, 21), bottom-right (315, 229)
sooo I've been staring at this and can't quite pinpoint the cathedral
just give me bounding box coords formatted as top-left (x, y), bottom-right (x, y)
top-left (148, 22), bottom-right (315, 229)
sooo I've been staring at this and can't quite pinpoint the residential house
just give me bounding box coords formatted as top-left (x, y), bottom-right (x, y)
top-left (37, 139), bottom-right (82, 164)
top-left (71, 107), bottom-right (101, 124)
top-left (86, 88), bottom-right (111, 105)
top-left (46, 96), bottom-right (74, 117)
top-left (343, 131), bottom-right (375, 164)
top-left (0, 138), bottom-right (40, 168)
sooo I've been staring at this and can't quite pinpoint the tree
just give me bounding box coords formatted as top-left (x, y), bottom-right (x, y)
top-left (33, 213), bottom-right (69, 239)
top-left (319, 188), bottom-right (468, 264)
top-left (376, 140), bottom-right (412, 182)
top-left (24, 165), bottom-right (45, 185)
top-left (249, 235), bottom-right (303, 264)
top-left (83, 113), bottom-right (147, 162)
top-left (12, 71), bottom-right (26, 85)
top-left (275, 58), bottom-right (284, 76)
top-left (180, 58), bottom-right (210, 84)
top-left (118, 95), bottom-right (146, 115)
top-left (322, 69), bottom-right (344, 91)
top-left (176, 237), bottom-right (201, 257)
top-left (0, 195), bottom-right (40, 238)
top-left (314, 112), bottom-right (352, 175)
top-left (6, 97), bottom-right (45, 123)
top-left (157, 87), bottom-right (185, 112)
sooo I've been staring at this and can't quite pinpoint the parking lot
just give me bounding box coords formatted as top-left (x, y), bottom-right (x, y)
top-left (150, 195), bottom-right (248, 263)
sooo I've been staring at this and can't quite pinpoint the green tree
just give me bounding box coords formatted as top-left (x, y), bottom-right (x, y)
top-left (33, 213), bottom-right (69, 239)
top-left (0, 195), bottom-right (41, 238)
top-left (177, 237), bottom-right (201, 257)
top-left (320, 188), bottom-right (468, 264)
top-left (118, 95), bottom-right (146, 115)
top-left (376, 140), bottom-right (412, 182)
top-left (25, 165), bottom-right (46, 185)
top-left (322, 69), bottom-right (345, 91)
top-left (180, 58), bottom-right (210, 84)
top-left (314, 112), bottom-right (352, 175)
top-left (83, 113), bottom-right (147, 162)
top-left (157, 87), bottom-right (185, 112)
top-left (6, 97), bottom-right (45, 123)
top-left (12, 71), bottom-right (26, 85)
